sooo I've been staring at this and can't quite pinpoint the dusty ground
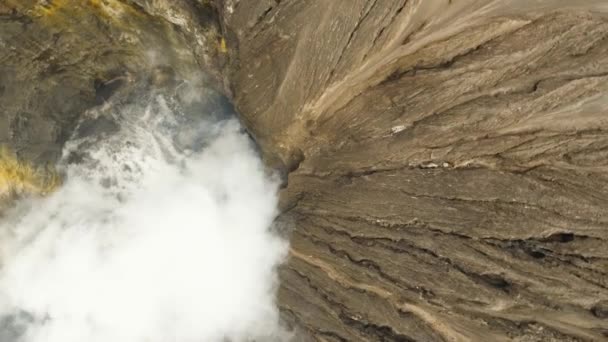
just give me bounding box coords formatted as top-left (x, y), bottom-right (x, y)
top-left (1, 0), bottom-right (608, 341)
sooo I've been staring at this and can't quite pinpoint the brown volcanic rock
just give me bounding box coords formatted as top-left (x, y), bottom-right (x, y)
top-left (219, 1), bottom-right (608, 340)
top-left (2, 0), bottom-right (608, 340)
top-left (0, 0), bottom-right (223, 163)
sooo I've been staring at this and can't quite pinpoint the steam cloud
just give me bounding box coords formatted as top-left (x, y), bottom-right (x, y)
top-left (0, 88), bottom-right (289, 341)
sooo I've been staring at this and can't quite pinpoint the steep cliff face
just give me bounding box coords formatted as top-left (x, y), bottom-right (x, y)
top-left (220, 1), bottom-right (608, 340)
top-left (0, 0), bottom-right (225, 164)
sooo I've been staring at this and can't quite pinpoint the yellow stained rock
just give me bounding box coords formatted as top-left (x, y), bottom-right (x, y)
top-left (219, 37), bottom-right (227, 53)
top-left (0, 147), bottom-right (61, 198)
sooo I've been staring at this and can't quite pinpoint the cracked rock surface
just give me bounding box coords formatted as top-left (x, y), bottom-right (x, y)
top-left (2, 0), bottom-right (608, 340)
top-left (220, 0), bottom-right (608, 340)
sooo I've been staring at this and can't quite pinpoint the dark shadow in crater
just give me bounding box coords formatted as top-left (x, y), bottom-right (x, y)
top-left (0, 310), bottom-right (35, 342)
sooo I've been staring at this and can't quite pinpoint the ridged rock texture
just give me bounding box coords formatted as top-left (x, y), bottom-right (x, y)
top-left (0, 0), bottom-right (225, 163)
top-left (2, 0), bottom-right (608, 341)
top-left (219, 1), bottom-right (608, 341)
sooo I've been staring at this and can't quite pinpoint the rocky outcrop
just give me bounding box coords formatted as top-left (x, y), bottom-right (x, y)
top-left (220, 1), bottom-right (608, 340)
top-left (0, 0), bottom-right (224, 164)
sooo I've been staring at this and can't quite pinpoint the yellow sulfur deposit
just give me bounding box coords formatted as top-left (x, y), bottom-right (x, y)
top-left (0, 147), bottom-right (61, 198)
top-left (219, 37), bottom-right (227, 53)
top-left (32, 0), bottom-right (70, 16)
top-left (27, 0), bottom-right (142, 22)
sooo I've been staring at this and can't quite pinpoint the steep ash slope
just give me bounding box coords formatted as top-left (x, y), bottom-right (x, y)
top-left (219, 0), bottom-right (608, 340)
top-left (1, 0), bottom-right (608, 340)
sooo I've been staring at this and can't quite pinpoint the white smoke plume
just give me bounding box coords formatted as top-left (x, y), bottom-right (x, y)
top-left (0, 87), bottom-right (290, 342)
